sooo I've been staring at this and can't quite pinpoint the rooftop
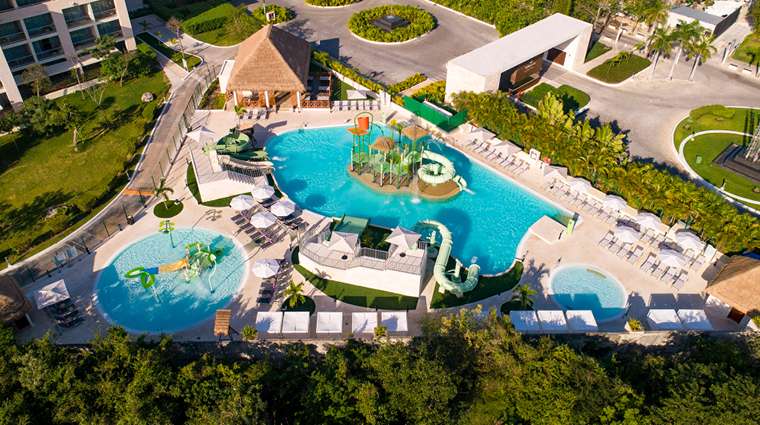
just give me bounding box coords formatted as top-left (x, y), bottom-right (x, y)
top-left (669, 6), bottom-right (724, 25)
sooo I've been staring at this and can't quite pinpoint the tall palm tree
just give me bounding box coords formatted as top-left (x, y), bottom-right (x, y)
top-left (283, 280), bottom-right (306, 308)
top-left (153, 179), bottom-right (174, 209)
top-left (687, 33), bottom-right (717, 82)
top-left (510, 284), bottom-right (537, 310)
top-left (644, 0), bottom-right (669, 33)
top-left (668, 20), bottom-right (701, 80)
top-left (625, 0), bottom-right (649, 34)
top-left (647, 26), bottom-right (673, 81)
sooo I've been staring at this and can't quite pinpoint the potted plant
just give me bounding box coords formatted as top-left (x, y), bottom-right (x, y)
top-left (625, 318), bottom-right (643, 333)
top-left (242, 325), bottom-right (258, 341)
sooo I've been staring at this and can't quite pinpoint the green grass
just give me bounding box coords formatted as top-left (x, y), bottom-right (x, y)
top-left (266, 173), bottom-right (284, 198)
top-left (731, 34), bottom-right (760, 67)
top-left (430, 261), bottom-right (523, 309)
top-left (292, 247), bottom-right (419, 310)
top-left (0, 71), bottom-right (169, 265)
top-left (199, 78), bottom-right (225, 110)
top-left (187, 164), bottom-right (253, 206)
top-left (587, 54), bottom-right (651, 84)
top-left (136, 32), bottom-right (202, 71)
top-left (153, 200), bottom-right (184, 218)
top-left (520, 83), bottom-right (590, 113)
top-left (191, 27), bottom-right (244, 47)
top-left (282, 296), bottom-right (316, 315)
top-left (585, 41), bottom-right (612, 62)
top-left (673, 107), bottom-right (759, 148)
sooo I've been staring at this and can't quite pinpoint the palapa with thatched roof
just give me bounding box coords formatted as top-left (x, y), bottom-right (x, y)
top-left (370, 137), bottom-right (397, 153)
top-left (706, 255), bottom-right (760, 317)
top-left (227, 25), bottom-right (311, 110)
top-left (402, 125), bottom-right (428, 141)
top-left (0, 275), bottom-right (32, 326)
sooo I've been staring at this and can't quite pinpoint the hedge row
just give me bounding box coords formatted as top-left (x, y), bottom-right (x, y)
top-left (182, 3), bottom-right (237, 35)
top-left (151, 0), bottom-right (224, 22)
top-left (312, 51), bottom-right (389, 99)
top-left (251, 5), bottom-right (293, 24)
top-left (690, 105), bottom-right (736, 120)
top-left (305, 0), bottom-right (358, 5)
top-left (412, 80), bottom-right (446, 105)
top-left (348, 5), bottom-right (435, 43)
top-left (387, 73), bottom-right (426, 93)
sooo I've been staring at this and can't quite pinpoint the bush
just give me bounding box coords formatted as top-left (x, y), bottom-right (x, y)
top-left (182, 3), bottom-right (236, 35)
top-left (305, 0), bottom-right (358, 5)
top-left (151, 0), bottom-right (224, 22)
top-left (251, 5), bottom-right (293, 23)
top-left (348, 5), bottom-right (435, 43)
top-left (412, 81), bottom-right (446, 105)
top-left (690, 105), bottom-right (736, 120)
top-left (587, 53), bottom-right (651, 84)
top-left (312, 51), bottom-right (389, 97)
top-left (387, 73), bottom-right (427, 93)
top-left (142, 101), bottom-right (158, 121)
top-left (520, 83), bottom-right (589, 113)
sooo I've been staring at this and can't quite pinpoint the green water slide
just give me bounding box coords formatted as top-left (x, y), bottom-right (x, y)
top-left (413, 220), bottom-right (480, 295)
top-left (417, 151), bottom-right (467, 190)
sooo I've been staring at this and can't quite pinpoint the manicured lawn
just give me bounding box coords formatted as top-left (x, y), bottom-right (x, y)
top-left (153, 200), bottom-right (184, 218)
top-left (520, 83), bottom-right (590, 113)
top-left (136, 32), bottom-right (202, 71)
top-left (732, 34), bottom-right (760, 67)
top-left (585, 41), bottom-right (611, 62)
top-left (292, 247), bottom-right (419, 310)
top-left (0, 71), bottom-right (169, 264)
top-left (283, 296), bottom-right (317, 315)
top-left (430, 261), bottom-right (523, 309)
top-left (673, 107), bottom-right (759, 149)
top-left (191, 27), bottom-right (243, 47)
top-left (587, 54), bottom-right (651, 84)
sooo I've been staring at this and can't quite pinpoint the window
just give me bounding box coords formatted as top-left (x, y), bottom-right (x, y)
top-left (16, 0), bottom-right (48, 7)
top-left (90, 0), bottom-right (116, 20)
top-left (63, 5), bottom-right (92, 28)
top-left (3, 44), bottom-right (35, 68)
top-left (70, 27), bottom-right (96, 50)
top-left (24, 14), bottom-right (56, 39)
top-left (0, 0), bottom-right (15, 12)
top-left (0, 21), bottom-right (25, 46)
top-left (97, 20), bottom-right (122, 39)
top-left (32, 36), bottom-right (63, 61)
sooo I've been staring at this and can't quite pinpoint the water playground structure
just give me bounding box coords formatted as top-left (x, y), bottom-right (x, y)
top-left (413, 220), bottom-right (481, 295)
top-left (348, 113), bottom-right (466, 198)
top-left (203, 132), bottom-right (269, 161)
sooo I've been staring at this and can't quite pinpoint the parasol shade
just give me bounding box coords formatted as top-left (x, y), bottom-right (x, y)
top-left (270, 199), bottom-right (297, 217)
top-left (250, 185), bottom-right (275, 199)
top-left (250, 211), bottom-right (277, 228)
top-left (229, 195), bottom-right (255, 210)
top-left (251, 258), bottom-right (280, 278)
top-left (385, 226), bottom-right (421, 250)
top-left (370, 137), bottom-right (397, 153)
top-left (327, 232), bottom-right (359, 254)
top-left (402, 125), bottom-right (428, 141)
top-left (34, 280), bottom-right (70, 309)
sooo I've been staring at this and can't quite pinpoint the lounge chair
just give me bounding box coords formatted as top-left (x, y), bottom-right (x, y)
top-left (607, 238), bottom-right (622, 254)
top-left (573, 195), bottom-right (585, 207)
top-left (484, 149), bottom-right (498, 161)
top-left (652, 233), bottom-right (665, 246)
top-left (690, 255), bottom-right (706, 270)
top-left (673, 271), bottom-right (689, 290)
top-left (598, 207), bottom-right (611, 221)
top-left (582, 200), bottom-right (594, 211)
top-left (259, 289), bottom-right (273, 297)
top-left (640, 254), bottom-right (656, 272)
top-left (588, 202), bottom-right (602, 215)
top-left (598, 231), bottom-right (614, 247)
top-left (473, 142), bottom-right (487, 154)
top-left (639, 229), bottom-right (654, 244)
top-left (54, 252), bottom-right (68, 268)
top-left (553, 185), bottom-right (568, 197)
top-left (661, 267), bottom-right (677, 284)
top-left (513, 163), bottom-right (529, 175)
top-left (617, 243), bottom-right (633, 258)
top-left (605, 212), bottom-right (620, 225)
top-left (540, 179), bottom-right (554, 191)
top-left (500, 156), bottom-right (515, 168)
top-left (256, 297), bottom-right (271, 305)
top-left (55, 316), bottom-right (84, 328)
top-left (651, 263), bottom-right (667, 279)
top-left (627, 246), bottom-right (644, 263)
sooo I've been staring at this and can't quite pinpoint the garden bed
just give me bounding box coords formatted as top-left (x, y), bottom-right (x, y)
top-left (283, 296), bottom-right (316, 315)
top-left (585, 41), bottom-right (611, 62)
top-left (731, 35), bottom-right (760, 67)
top-left (199, 78), bottom-right (225, 110)
top-left (348, 5), bottom-right (435, 43)
top-left (305, 0), bottom-right (358, 5)
top-left (520, 83), bottom-right (589, 114)
top-left (587, 53), bottom-right (650, 84)
top-left (673, 107), bottom-right (758, 150)
top-left (153, 200), bottom-right (184, 218)
top-left (136, 32), bottom-right (202, 71)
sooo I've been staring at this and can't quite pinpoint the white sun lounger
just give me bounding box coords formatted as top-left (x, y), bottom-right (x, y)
top-left (672, 271), bottom-right (689, 290)
top-left (513, 164), bottom-right (529, 175)
top-left (651, 263), bottom-right (667, 279)
top-left (540, 179), bottom-right (554, 190)
top-left (598, 230), bottom-right (614, 247)
top-left (647, 309), bottom-right (684, 330)
top-left (598, 207), bottom-right (611, 221)
top-left (607, 238), bottom-right (622, 254)
top-left (617, 243), bottom-right (633, 258)
top-left (605, 212), bottom-right (620, 225)
top-left (677, 309), bottom-right (713, 330)
top-left (640, 253), bottom-right (656, 271)
top-left (588, 202), bottom-right (601, 215)
top-left (652, 233), bottom-right (665, 246)
top-left (639, 229), bottom-right (654, 244)
top-left (566, 310), bottom-right (599, 333)
top-left (660, 267), bottom-right (677, 284)
top-left (690, 255), bottom-right (706, 271)
top-left (627, 246), bottom-right (644, 263)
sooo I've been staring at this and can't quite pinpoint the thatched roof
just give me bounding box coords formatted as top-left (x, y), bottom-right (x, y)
top-left (706, 255), bottom-right (760, 315)
top-left (403, 125), bottom-right (427, 141)
top-left (227, 25), bottom-right (311, 93)
top-left (0, 275), bottom-right (32, 325)
top-left (371, 137), bottom-right (397, 153)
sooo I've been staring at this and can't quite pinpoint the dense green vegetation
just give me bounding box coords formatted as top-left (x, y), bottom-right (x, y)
top-left (151, 0), bottom-right (224, 22)
top-left (411, 81), bottom-right (446, 105)
top-left (136, 33), bottom-right (202, 71)
top-left (387, 73), bottom-right (427, 93)
top-left (348, 6), bottom-right (435, 43)
top-left (189, 27), bottom-right (240, 46)
top-left (312, 51), bottom-right (389, 101)
top-left (199, 79), bottom-right (225, 110)
top-left (453, 91), bottom-right (760, 252)
top-left (282, 295), bottom-right (316, 315)
top-left (305, 0), bottom-right (358, 5)
top-left (735, 35), bottom-right (760, 69)
top-left (690, 104), bottom-right (736, 120)
top-left (520, 83), bottom-right (590, 113)
top-left (182, 3), bottom-right (236, 34)
top-left (3, 313), bottom-right (760, 423)
top-left (585, 41), bottom-right (612, 62)
top-left (251, 5), bottom-right (293, 23)
top-left (587, 52), bottom-right (651, 83)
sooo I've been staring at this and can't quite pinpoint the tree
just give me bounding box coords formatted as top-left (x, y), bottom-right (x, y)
top-left (22, 65), bottom-right (51, 98)
top-left (86, 35), bottom-right (116, 60)
top-left (646, 26), bottom-right (673, 81)
top-left (644, 0), bottom-right (669, 33)
top-left (226, 4), bottom-right (259, 42)
top-left (0, 113), bottom-right (19, 150)
top-left (668, 20), bottom-right (702, 80)
top-left (624, 0), bottom-right (648, 34)
top-left (53, 102), bottom-right (84, 151)
top-left (138, 19), bottom-right (151, 33)
top-left (153, 179), bottom-right (174, 209)
top-left (687, 33), bottom-right (717, 82)
top-left (510, 283), bottom-right (537, 310)
top-left (101, 50), bottom-right (136, 86)
top-left (283, 280), bottom-right (305, 308)
top-left (166, 17), bottom-right (188, 71)
top-left (65, 53), bottom-right (85, 99)
top-left (84, 83), bottom-right (111, 127)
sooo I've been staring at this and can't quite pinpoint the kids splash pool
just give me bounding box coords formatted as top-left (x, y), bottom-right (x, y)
top-left (267, 125), bottom-right (570, 274)
top-left (94, 227), bottom-right (247, 334)
top-left (549, 265), bottom-right (628, 322)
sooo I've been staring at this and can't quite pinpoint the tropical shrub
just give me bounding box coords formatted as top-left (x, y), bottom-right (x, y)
top-left (690, 105), bottom-right (735, 120)
top-left (305, 0), bottom-right (358, 5)
top-left (151, 0), bottom-right (224, 22)
top-left (520, 83), bottom-right (589, 113)
top-left (587, 53), bottom-right (651, 84)
top-left (412, 80), bottom-right (446, 105)
top-left (312, 51), bottom-right (389, 98)
top-left (182, 3), bottom-right (237, 35)
top-left (348, 5), bottom-right (435, 43)
top-left (387, 73), bottom-right (426, 93)
top-left (251, 5), bottom-right (293, 23)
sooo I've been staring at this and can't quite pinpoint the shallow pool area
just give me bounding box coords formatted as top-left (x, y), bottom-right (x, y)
top-left (267, 125), bottom-right (569, 274)
top-left (549, 265), bottom-right (628, 322)
top-left (94, 227), bottom-right (247, 334)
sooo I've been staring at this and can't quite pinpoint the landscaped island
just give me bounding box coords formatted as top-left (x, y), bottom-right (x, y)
top-left (348, 5), bottom-right (435, 43)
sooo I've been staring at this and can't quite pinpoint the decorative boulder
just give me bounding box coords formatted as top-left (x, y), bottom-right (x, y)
top-left (141, 92), bottom-right (154, 102)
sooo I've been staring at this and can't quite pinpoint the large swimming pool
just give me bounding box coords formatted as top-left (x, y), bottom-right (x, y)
top-left (94, 227), bottom-right (247, 334)
top-left (267, 125), bottom-right (569, 274)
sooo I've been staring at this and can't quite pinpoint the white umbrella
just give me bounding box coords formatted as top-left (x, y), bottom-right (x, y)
top-left (250, 211), bottom-right (277, 228)
top-left (385, 226), bottom-right (421, 250)
top-left (491, 139), bottom-right (523, 157)
top-left (346, 89), bottom-right (366, 100)
top-left (250, 185), bottom-right (275, 200)
top-left (251, 258), bottom-right (280, 278)
top-left (568, 177), bottom-right (592, 193)
top-left (467, 128), bottom-right (495, 143)
top-left (614, 225), bottom-right (641, 244)
top-left (34, 279), bottom-right (70, 309)
top-left (603, 194), bottom-right (627, 210)
top-left (229, 195), bottom-right (255, 210)
top-left (543, 165), bottom-right (568, 181)
top-left (327, 232), bottom-right (359, 254)
top-left (636, 212), bottom-right (663, 230)
top-left (185, 126), bottom-right (219, 144)
top-left (270, 199), bottom-right (297, 217)
top-left (675, 230), bottom-right (705, 251)
top-left (658, 249), bottom-right (687, 267)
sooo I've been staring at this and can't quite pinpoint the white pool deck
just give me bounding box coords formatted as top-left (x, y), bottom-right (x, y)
top-left (14, 106), bottom-right (752, 344)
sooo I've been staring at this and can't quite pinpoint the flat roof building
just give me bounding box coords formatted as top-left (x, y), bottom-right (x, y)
top-left (665, 2), bottom-right (743, 37)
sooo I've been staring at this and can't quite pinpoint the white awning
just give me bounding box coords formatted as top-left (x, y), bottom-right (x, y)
top-left (467, 128), bottom-right (495, 143)
top-left (352, 312), bottom-right (378, 333)
top-left (543, 165), bottom-right (568, 181)
top-left (537, 310), bottom-right (569, 333)
top-left (509, 310), bottom-right (541, 333)
top-left (316, 312), bottom-right (343, 334)
top-left (677, 309), bottom-right (714, 330)
top-left (185, 126), bottom-right (219, 144)
top-left (385, 226), bottom-right (421, 250)
top-left (255, 311), bottom-right (283, 333)
top-left (328, 232), bottom-right (359, 254)
top-left (34, 279), bottom-right (70, 309)
top-left (565, 310), bottom-right (598, 333)
top-left (646, 309), bottom-right (684, 330)
top-left (282, 311), bottom-right (310, 333)
top-left (381, 311), bottom-right (408, 332)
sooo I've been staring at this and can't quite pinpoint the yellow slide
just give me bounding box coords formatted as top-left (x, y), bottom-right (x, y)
top-left (158, 258), bottom-right (188, 274)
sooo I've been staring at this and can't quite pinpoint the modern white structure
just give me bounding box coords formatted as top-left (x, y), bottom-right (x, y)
top-left (509, 310), bottom-right (542, 334)
top-left (0, 0), bottom-right (135, 110)
top-left (665, 2), bottom-right (743, 37)
top-left (445, 13), bottom-right (592, 101)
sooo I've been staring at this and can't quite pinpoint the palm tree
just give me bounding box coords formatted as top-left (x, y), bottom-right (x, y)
top-left (644, 0), bottom-right (669, 33)
top-left (625, 0), bottom-right (648, 34)
top-left (647, 26), bottom-right (673, 81)
top-left (687, 33), bottom-right (717, 82)
top-left (668, 20), bottom-right (701, 80)
top-left (510, 284), bottom-right (537, 310)
top-left (283, 280), bottom-right (306, 308)
top-left (153, 179), bottom-right (174, 209)
top-left (139, 20), bottom-right (151, 34)
top-left (166, 17), bottom-right (188, 71)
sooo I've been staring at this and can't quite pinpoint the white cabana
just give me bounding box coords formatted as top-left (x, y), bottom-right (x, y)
top-left (250, 185), bottom-right (275, 199)
top-left (328, 232), bottom-right (359, 254)
top-left (675, 230), bottom-right (705, 251)
top-left (229, 195), bottom-right (255, 210)
top-left (250, 211), bottom-right (277, 229)
top-left (185, 126), bottom-right (219, 144)
top-left (567, 177), bottom-right (592, 193)
top-left (316, 312), bottom-right (343, 334)
top-left (565, 310), bottom-right (599, 333)
top-left (346, 89), bottom-right (368, 100)
top-left (352, 312), bottom-right (378, 333)
top-left (537, 310), bottom-right (569, 333)
top-left (603, 194), bottom-right (627, 210)
top-left (385, 226), bottom-right (421, 250)
top-left (255, 311), bottom-right (283, 333)
top-left (509, 310), bottom-right (541, 333)
top-left (281, 311), bottom-right (310, 333)
top-left (468, 128), bottom-right (495, 143)
top-left (658, 249), bottom-right (687, 268)
top-left (543, 165), bottom-right (568, 181)
top-left (491, 139), bottom-right (522, 157)
top-left (677, 309), bottom-right (714, 330)
top-left (251, 258), bottom-right (280, 278)
top-left (34, 279), bottom-right (70, 309)
top-left (614, 225), bottom-right (641, 244)
top-left (270, 199), bottom-right (297, 217)
top-left (381, 311), bottom-right (408, 332)
top-left (646, 309), bottom-right (684, 330)
top-left (636, 212), bottom-right (663, 230)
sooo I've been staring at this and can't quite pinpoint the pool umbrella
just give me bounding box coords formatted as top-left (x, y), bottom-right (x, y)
top-left (327, 232), bottom-right (359, 254)
top-left (250, 185), bottom-right (275, 200)
top-left (34, 279), bottom-right (70, 309)
top-left (250, 211), bottom-right (277, 229)
top-left (370, 137), bottom-right (397, 153)
top-left (658, 249), bottom-right (687, 267)
top-left (402, 125), bottom-right (428, 141)
top-left (675, 230), bottom-right (705, 251)
top-left (251, 258), bottom-right (280, 278)
top-left (270, 199), bottom-right (297, 217)
top-left (492, 139), bottom-right (522, 157)
top-left (568, 177), bottom-right (592, 193)
top-left (614, 225), bottom-right (641, 244)
top-left (636, 212), bottom-right (663, 230)
top-left (543, 165), bottom-right (568, 181)
top-left (385, 226), bottom-right (421, 250)
top-left (467, 127), bottom-right (495, 143)
top-left (603, 194), bottom-right (627, 210)
top-left (229, 195), bottom-right (255, 210)
top-left (185, 126), bottom-right (219, 144)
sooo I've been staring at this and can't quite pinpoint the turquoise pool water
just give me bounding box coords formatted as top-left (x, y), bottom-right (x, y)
top-left (267, 125), bottom-right (569, 274)
top-left (550, 266), bottom-right (627, 322)
top-left (94, 227), bottom-right (246, 333)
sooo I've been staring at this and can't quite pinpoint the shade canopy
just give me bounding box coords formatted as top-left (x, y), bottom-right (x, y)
top-left (658, 249), bottom-right (687, 267)
top-left (250, 185), bottom-right (275, 199)
top-left (565, 310), bottom-right (599, 333)
top-left (614, 225), bottom-right (641, 244)
top-left (226, 25), bottom-right (311, 93)
top-left (352, 312), bottom-right (378, 333)
top-left (381, 312), bottom-right (408, 332)
top-left (255, 311), bottom-right (283, 333)
top-left (229, 195), bottom-right (256, 210)
top-left (270, 199), bottom-right (297, 217)
top-left (491, 139), bottom-right (522, 157)
top-left (328, 232), bottom-right (359, 254)
top-left (0, 275), bottom-right (32, 325)
top-left (677, 309), bottom-right (714, 330)
top-left (467, 127), bottom-right (495, 143)
top-left (509, 310), bottom-right (541, 333)
top-left (346, 89), bottom-right (368, 100)
top-left (282, 311), bottom-right (310, 333)
top-left (636, 212), bottom-right (663, 230)
top-left (646, 309), bottom-right (684, 330)
top-left (316, 312), bottom-right (343, 333)
top-left (603, 194), bottom-right (628, 210)
top-left (185, 126), bottom-right (219, 143)
top-left (370, 137), bottom-right (397, 153)
top-left (537, 310), bottom-right (569, 333)
top-left (251, 258), bottom-right (280, 278)
top-left (402, 125), bottom-right (428, 141)
top-left (567, 177), bottom-right (592, 193)
top-left (385, 226), bottom-right (421, 250)
top-left (675, 230), bottom-right (705, 251)
top-left (34, 279), bottom-right (70, 309)
top-left (543, 165), bottom-right (568, 181)
top-left (250, 211), bottom-right (277, 228)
